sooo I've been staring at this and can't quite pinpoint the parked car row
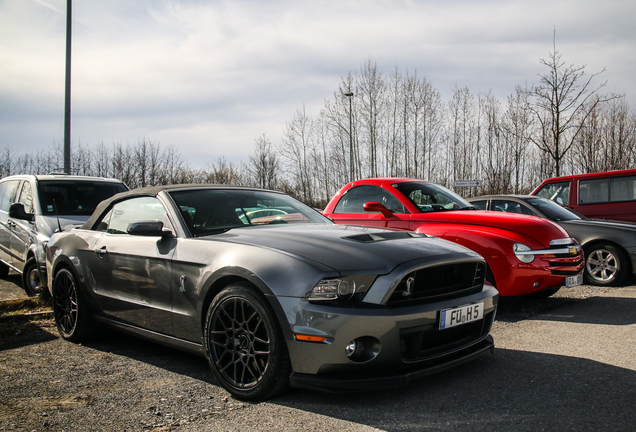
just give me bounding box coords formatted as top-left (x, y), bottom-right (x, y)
top-left (468, 195), bottom-right (636, 287)
top-left (1, 170), bottom-right (631, 402)
top-left (323, 178), bottom-right (585, 298)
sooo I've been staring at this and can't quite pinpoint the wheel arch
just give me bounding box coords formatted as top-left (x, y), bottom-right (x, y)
top-left (198, 271), bottom-right (294, 342)
top-left (49, 255), bottom-right (83, 294)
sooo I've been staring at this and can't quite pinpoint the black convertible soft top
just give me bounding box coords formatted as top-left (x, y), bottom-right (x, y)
top-left (80, 184), bottom-right (275, 230)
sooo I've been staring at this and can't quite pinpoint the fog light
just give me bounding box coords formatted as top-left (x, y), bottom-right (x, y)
top-left (344, 337), bottom-right (381, 363)
top-left (345, 340), bottom-right (357, 357)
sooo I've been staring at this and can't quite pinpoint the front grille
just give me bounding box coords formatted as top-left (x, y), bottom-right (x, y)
top-left (387, 261), bottom-right (485, 306)
top-left (544, 253), bottom-right (584, 276)
top-left (400, 310), bottom-right (495, 362)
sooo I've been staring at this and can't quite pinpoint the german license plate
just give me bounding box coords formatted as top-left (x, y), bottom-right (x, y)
top-left (566, 273), bottom-right (583, 287)
top-left (440, 302), bottom-right (484, 330)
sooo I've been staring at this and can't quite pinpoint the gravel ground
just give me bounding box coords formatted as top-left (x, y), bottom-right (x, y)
top-left (1, 278), bottom-right (635, 432)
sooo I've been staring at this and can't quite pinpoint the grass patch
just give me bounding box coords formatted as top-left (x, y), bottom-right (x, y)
top-left (0, 297), bottom-right (52, 317)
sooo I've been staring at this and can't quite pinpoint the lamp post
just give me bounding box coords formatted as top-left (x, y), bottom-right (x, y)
top-left (344, 92), bottom-right (354, 182)
top-left (63, 0), bottom-right (72, 174)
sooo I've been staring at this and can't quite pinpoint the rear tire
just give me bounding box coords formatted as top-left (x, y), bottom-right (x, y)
top-left (203, 283), bottom-right (291, 401)
top-left (584, 243), bottom-right (628, 286)
top-left (22, 258), bottom-right (48, 298)
top-left (52, 267), bottom-right (93, 342)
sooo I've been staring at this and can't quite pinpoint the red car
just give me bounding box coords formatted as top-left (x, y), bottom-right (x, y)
top-left (323, 178), bottom-right (585, 297)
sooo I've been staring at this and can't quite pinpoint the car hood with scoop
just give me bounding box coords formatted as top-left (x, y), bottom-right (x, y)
top-left (200, 223), bottom-right (481, 274)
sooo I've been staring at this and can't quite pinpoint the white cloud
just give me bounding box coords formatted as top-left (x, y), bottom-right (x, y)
top-left (1, 0), bottom-right (635, 167)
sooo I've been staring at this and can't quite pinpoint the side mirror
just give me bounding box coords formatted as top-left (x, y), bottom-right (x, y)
top-left (363, 202), bottom-right (394, 218)
top-left (9, 203), bottom-right (34, 222)
top-left (127, 221), bottom-right (173, 237)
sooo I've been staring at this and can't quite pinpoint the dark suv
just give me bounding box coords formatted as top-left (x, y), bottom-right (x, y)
top-left (0, 174), bottom-right (128, 296)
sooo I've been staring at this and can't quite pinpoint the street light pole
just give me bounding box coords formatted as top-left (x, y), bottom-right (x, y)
top-left (63, 0), bottom-right (72, 174)
top-left (344, 92), bottom-right (354, 182)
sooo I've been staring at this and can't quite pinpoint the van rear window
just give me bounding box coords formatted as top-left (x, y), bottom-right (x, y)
top-left (579, 175), bottom-right (636, 205)
top-left (610, 175), bottom-right (636, 202)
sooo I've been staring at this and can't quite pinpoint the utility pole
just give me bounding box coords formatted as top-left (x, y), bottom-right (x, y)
top-left (63, 0), bottom-right (72, 174)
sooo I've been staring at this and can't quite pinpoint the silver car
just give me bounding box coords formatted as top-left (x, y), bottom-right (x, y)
top-left (46, 185), bottom-right (498, 401)
top-left (0, 174), bottom-right (128, 296)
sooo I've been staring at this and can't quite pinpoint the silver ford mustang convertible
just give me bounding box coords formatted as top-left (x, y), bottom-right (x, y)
top-left (45, 185), bottom-right (498, 401)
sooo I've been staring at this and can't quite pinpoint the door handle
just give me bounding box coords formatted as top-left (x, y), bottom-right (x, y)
top-left (94, 246), bottom-right (108, 256)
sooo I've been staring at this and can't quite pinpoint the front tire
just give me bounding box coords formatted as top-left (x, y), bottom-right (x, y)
top-left (584, 243), bottom-right (628, 286)
top-left (22, 258), bottom-right (48, 298)
top-left (52, 267), bottom-right (93, 342)
top-left (203, 283), bottom-right (291, 401)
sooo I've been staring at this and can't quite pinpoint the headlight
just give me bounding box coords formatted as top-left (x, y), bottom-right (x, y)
top-left (308, 275), bottom-right (376, 304)
top-left (513, 243), bottom-right (535, 263)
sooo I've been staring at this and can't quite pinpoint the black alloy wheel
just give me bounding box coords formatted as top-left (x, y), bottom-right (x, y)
top-left (204, 283), bottom-right (291, 401)
top-left (22, 257), bottom-right (48, 298)
top-left (585, 243), bottom-right (628, 286)
top-left (52, 267), bottom-right (92, 342)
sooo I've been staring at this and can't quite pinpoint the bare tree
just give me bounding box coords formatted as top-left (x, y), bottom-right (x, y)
top-left (503, 86), bottom-right (535, 193)
top-left (385, 66), bottom-right (405, 177)
top-left (111, 142), bottom-right (135, 188)
top-left (357, 58), bottom-right (385, 178)
top-left (479, 92), bottom-right (509, 194)
top-left (205, 157), bottom-right (243, 185)
top-left (93, 141), bottom-right (112, 178)
top-left (571, 96), bottom-right (636, 173)
top-left (248, 134), bottom-right (279, 189)
top-left (278, 105), bottom-right (316, 203)
top-left (447, 86), bottom-right (478, 188)
top-left (527, 32), bottom-right (619, 176)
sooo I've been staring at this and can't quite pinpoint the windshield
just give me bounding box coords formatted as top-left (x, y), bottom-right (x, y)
top-left (534, 181), bottom-right (570, 206)
top-left (524, 197), bottom-right (582, 222)
top-left (168, 188), bottom-right (332, 236)
top-left (37, 180), bottom-right (128, 216)
top-left (393, 182), bottom-right (473, 213)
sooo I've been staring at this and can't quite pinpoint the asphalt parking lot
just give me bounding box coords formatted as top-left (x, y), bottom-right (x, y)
top-left (1, 274), bottom-right (635, 432)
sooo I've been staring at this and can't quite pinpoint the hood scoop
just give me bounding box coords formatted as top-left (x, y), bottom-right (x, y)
top-left (345, 231), bottom-right (427, 243)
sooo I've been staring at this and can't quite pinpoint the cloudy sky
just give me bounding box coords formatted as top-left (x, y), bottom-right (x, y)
top-left (2, 0), bottom-right (635, 168)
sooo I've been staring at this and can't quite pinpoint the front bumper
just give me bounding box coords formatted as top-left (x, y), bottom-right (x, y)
top-left (492, 248), bottom-right (584, 296)
top-left (290, 335), bottom-right (494, 392)
top-left (278, 285), bottom-right (498, 392)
